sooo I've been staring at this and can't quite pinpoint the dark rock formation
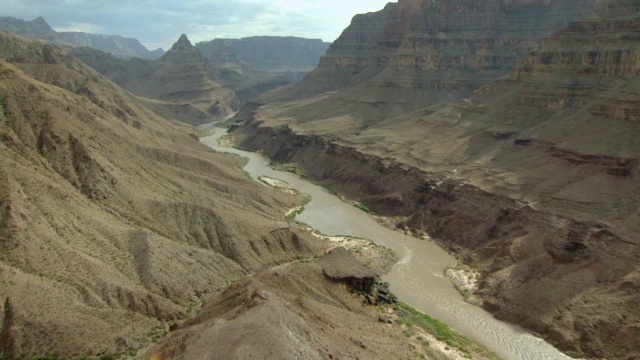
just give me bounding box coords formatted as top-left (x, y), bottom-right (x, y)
top-left (320, 247), bottom-right (376, 293)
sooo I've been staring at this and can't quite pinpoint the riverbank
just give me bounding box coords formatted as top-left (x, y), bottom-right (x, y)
top-left (200, 126), bottom-right (576, 360)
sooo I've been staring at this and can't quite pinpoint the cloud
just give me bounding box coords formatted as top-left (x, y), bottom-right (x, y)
top-left (52, 21), bottom-right (104, 33)
top-left (3, 0), bottom-right (395, 50)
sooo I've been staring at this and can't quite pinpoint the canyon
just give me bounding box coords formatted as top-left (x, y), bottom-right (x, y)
top-left (227, 0), bottom-right (640, 359)
top-left (0, 30), bottom-right (487, 360)
top-left (0, 0), bottom-right (639, 359)
top-left (69, 34), bottom-right (329, 125)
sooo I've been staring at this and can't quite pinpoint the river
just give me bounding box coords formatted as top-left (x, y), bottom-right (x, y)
top-left (201, 128), bottom-right (575, 360)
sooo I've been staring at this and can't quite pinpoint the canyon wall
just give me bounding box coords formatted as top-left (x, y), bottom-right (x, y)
top-left (259, 0), bottom-right (602, 124)
top-left (230, 1), bottom-right (640, 358)
top-left (197, 36), bottom-right (329, 73)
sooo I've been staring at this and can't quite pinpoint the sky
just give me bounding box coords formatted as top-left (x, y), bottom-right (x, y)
top-left (3, 0), bottom-right (396, 50)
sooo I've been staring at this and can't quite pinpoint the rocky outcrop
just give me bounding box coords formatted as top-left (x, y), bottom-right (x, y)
top-left (145, 260), bottom-right (425, 360)
top-left (0, 16), bottom-right (163, 59)
top-left (320, 247), bottom-right (376, 293)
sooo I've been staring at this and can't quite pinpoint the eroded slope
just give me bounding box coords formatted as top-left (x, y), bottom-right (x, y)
top-left (0, 32), bottom-right (322, 358)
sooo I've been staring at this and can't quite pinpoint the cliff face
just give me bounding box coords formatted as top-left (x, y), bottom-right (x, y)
top-left (0, 16), bottom-right (163, 59)
top-left (197, 36), bottom-right (330, 73)
top-left (69, 34), bottom-right (330, 122)
top-left (230, 1), bottom-right (640, 358)
top-left (260, 0), bottom-right (602, 123)
top-left (0, 32), bottom-right (322, 358)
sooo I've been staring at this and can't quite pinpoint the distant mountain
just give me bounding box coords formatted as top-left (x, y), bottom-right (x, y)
top-left (0, 16), bottom-right (56, 41)
top-left (70, 35), bottom-right (329, 116)
top-left (197, 36), bottom-right (330, 73)
top-left (193, 36), bottom-right (329, 102)
top-left (69, 34), bottom-right (241, 124)
top-left (0, 16), bottom-right (164, 59)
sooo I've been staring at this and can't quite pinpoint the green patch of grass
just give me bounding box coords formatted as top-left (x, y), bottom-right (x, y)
top-left (30, 356), bottom-right (62, 360)
top-left (403, 329), bottom-right (415, 337)
top-left (285, 208), bottom-right (304, 221)
top-left (285, 194), bottom-right (311, 221)
top-left (354, 203), bottom-right (372, 214)
top-left (396, 302), bottom-right (500, 360)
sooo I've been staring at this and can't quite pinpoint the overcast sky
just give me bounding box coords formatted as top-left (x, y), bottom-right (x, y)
top-left (3, 0), bottom-right (395, 50)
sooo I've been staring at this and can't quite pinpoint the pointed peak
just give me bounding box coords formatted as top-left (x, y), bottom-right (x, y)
top-left (30, 16), bottom-right (52, 29)
top-left (169, 34), bottom-right (194, 51)
top-left (177, 34), bottom-right (191, 45)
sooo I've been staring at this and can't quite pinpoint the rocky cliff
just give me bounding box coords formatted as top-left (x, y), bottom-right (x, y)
top-left (197, 36), bottom-right (329, 73)
top-left (229, 1), bottom-right (640, 358)
top-left (0, 32), bottom-right (322, 358)
top-left (258, 0), bottom-right (602, 124)
top-left (0, 16), bottom-right (163, 59)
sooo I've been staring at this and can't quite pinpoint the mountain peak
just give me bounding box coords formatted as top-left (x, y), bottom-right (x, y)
top-left (170, 34), bottom-right (193, 50)
top-left (29, 16), bottom-right (52, 31)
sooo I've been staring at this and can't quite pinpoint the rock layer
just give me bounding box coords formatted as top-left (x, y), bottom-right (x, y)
top-left (259, 0), bottom-right (602, 125)
top-left (197, 36), bottom-right (329, 73)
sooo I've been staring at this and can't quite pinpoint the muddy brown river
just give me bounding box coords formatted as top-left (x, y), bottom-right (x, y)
top-left (202, 128), bottom-right (576, 360)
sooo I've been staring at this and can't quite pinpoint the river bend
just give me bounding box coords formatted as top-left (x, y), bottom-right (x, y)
top-left (201, 128), bottom-right (574, 360)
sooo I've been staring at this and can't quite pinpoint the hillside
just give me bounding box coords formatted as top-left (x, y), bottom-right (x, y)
top-left (228, 0), bottom-right (640, 358)
top-left (0, 32), bottom-right (323, 358)
top-left (0, 16), bottom-right (163, 59)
